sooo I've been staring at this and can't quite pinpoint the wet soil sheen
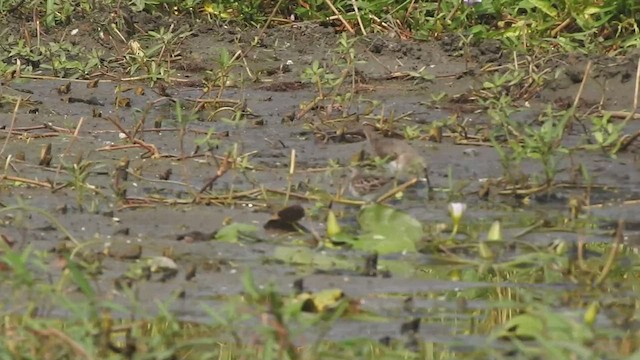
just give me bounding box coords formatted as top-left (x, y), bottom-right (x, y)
top-left (2, 14), bottom-right (640, 346)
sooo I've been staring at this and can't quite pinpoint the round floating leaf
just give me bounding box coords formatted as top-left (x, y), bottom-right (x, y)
top-left (379, 259), bottom-right (417, 277)
top-left (273, 246), bottom-right (355, 270)
top-left (355, 204), bottom-right (423, 254)
top-left (494, 310), bottom-right (594, 343)
top-left (308, 288), bottom-right (345, 312)
top-left (215, 223), bottom-right (257, 243)
top-left (500, 313), bottom-right (544, 340)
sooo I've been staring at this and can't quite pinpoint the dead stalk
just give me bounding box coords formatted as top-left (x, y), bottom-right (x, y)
top-left (106, 116), bottom-right (160, 157)
top-left (284, 148), bottom-right (296, 206)
top-left (324, 0), bottom-right (354, 33)
top-left (375, 177), bottom-right (419, 203)
top-left (351, 0), bottom-right (366, 35)
top-left (28, 327), bottom-right (93, 360)
top-left (616, 58), bottom-right (640, 151)
top-left (0, 97), bottom-right (21, 157)
top-left (197, 154), bottom-right (232, 195)
top-left (594, 219), bottom-right (624, 286)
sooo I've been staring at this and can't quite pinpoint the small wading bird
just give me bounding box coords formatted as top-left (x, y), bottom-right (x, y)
top-left (361, 122), bottom-right (431, 189)
top-left (347, 169), bottom-right (394, 202)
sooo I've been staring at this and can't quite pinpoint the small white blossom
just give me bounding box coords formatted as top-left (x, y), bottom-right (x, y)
top-left (448, 202), bottom-right (467, 220)
top-left (448, 203), bottom-right (467, 238)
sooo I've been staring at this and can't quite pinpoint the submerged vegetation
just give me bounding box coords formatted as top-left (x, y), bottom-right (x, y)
top-left (1, 0), bottom-right (640, 359)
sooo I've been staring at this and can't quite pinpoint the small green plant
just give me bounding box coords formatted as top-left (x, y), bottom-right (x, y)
top-left (220, 107), bottom-right (246, 127)
top-left (203, 47), bottom-right (241, 100)
top-left (402, 125), bottom-right (421, 140)
top-left (59, 157), bottom-right (100, 209)
top-left (588, 112), bottom-right (626, 154)
top-left (301, 60), bottom-right (334, 99)
top-left (172, 99), bottom-right (198, 158)
top-left (122, 25), bottom-right (191, 84)
top-left (0, 35), bottom-right (104, 78)
top-left (194, 127), bottom-right (221, 153)
top-left (522, 107), bottom-right (571, 187)
top-left (488, 100), bottom-right (571, 188)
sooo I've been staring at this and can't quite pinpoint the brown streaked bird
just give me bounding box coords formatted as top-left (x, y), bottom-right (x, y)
top-left (347, 169), bottom-right (394, 201)
top-left (362, 122), bottom-right (431, 188)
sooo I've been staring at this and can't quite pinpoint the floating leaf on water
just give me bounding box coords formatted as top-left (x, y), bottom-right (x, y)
top-left (273, 246), bottom-right (354, 270)
top-left (313, 288), bottom-right (344, 311)
top-left (494, 309), bottom-right (594, 343)
top-left (379, 258), bottom-right (418, 277)
top-left (355, 204), bottom-right (422, 254)
top-left (301, 288), bottom-right (345, 313)
top-left (215, 223), bottom-right (257, 243)
top-left (499, 313), bottom-right (544, 340)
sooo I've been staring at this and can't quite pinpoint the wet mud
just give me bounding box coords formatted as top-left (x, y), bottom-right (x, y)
top-left (2, 16), bottom-right (640, 346)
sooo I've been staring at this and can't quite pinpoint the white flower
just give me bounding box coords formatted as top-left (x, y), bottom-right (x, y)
top-left (448, 202), bottom-right (467, 220)
top-left (448, 203), bottom-right (467, 238)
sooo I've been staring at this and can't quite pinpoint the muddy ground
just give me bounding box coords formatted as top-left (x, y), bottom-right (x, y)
top-left (2, 14), bottom-right (640, 345)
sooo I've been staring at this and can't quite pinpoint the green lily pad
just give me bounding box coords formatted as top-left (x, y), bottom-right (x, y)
top-left (354, 204), bottom-right (423, 254)
top-left (494, 310), bottom-right (594, 343)
top-left (273, 246), bottom-right (355, 271)
top-left (215, 223), bottom-right (257, 243)
top-left (378, 259), bottom-right (418, 277)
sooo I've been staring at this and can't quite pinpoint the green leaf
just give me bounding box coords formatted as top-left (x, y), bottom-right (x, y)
top-left (67, 260), bottom-right (95, 299)
top-left (273, 247), bottom-right (355, 270)
top-left (493, 309), bottom-right (594, 342)
top-left (378, 259), bottom-right (417, 276)
top-left (527, 0), bottom-right (558, 18)
top-left (241, 269), bottom-right (260, 301)
top-left (486, 221), bottom-right (503, 242)
top-left (355, 204), bottom-right (423, 254)
top-left (326, 210), bottom-right (342, 237)
top-left (215, 223), bottom-right (257, 243)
